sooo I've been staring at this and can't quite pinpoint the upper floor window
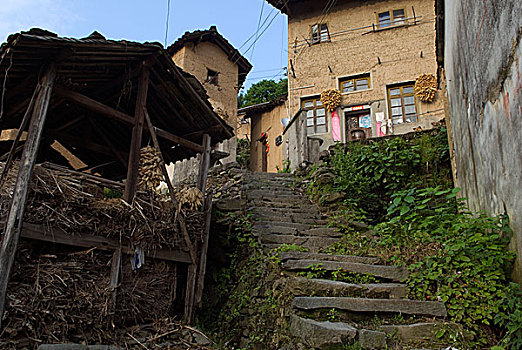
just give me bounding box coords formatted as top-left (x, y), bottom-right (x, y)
top-left (312, 23), bottom-right (329, 44)
top-left (206, 68), bottom-right (219, 85)
top-left (387, 83), bottom-right (417, 125)
top-left (302, 97), bottom-right (327, 134)
top-left (377, 9), bottom-right (406, 28)
top-left (340, 74), bottom-right (371, 93)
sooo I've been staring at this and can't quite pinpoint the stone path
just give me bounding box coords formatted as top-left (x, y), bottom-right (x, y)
top-left (244, 172), bottom-right (449, 350)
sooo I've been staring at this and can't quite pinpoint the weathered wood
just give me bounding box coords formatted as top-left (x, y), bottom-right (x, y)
top-left (123, 66), bottom-right (150, 203)
top-left (88, 118), bottom-right (127, 167)
top-left (197, 134), bottom-right (211, 196)
top-left (179, 215), bottom-right (197, 264)
top-left (0, 63), bottom-right (56, 325)
top-left (184, 263), bottom-right (197, 324)
top-left (0, 83), bottom-right (41, 187)
top-left (18, 222), bottom-right (192, 263)
top-left (110, 248), bottom-right (122, 307)
top-left (54, 86), bottom-right (205, 153)
top-left (195, 196), bottom-right (212, 306)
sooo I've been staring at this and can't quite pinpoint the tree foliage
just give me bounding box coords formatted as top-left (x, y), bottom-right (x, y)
top-left (238, 79), bottom-right (287, 108)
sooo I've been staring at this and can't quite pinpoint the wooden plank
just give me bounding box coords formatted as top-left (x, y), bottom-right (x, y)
top-left (184, 263), bottom-right (197, 324)
top-left (110, 248), bottom-right (122, 308)
top-left (197, 134), bottom-right (211, 196)
top-left (0, 63), bottom-right (56, 325)
top-left (123, 66), bottom-right (150, 203)
top-left (195, 196), bottom-right (212, 306)
top-left (54, 86), bottom-right (204, 153)
top-left (19, 222), bottom-right (192, 264)
top-left (88, 118), bottom-right (128, 167)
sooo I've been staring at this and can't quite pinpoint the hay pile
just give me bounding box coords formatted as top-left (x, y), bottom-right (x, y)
top-left (2, 243), bottom-right (213, 349)
top-left (414, 73), bottom-right (437, 102)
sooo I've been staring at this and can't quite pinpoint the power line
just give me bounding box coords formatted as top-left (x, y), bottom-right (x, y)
top-left (250, 0), bottom-right (266, 61)
top-left (164, 0), bottom-right (171, 47)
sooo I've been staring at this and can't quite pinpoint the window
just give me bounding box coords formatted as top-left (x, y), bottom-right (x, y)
top-left (312, 23), bottom-right (329, 44)
top-left (340, 74), bottom-right (371, 93)
top-left (302, 97), bottom-right (327, 134)
top-left (377, 9), bottom-right (406, 28)
top-left (206, 69), bottom-right (219, 85)
top-left (387, 84), bottom-right (417, 125)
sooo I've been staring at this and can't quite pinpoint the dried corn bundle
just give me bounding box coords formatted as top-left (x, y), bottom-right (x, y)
top-left (176, 186), bottom-right (203, 210)
top-left (414, 73), bottom-right (437, 102)
top-left (137, 146), bottom-right (163, 191)
top-left (320, 89), bottom-right (342, 112)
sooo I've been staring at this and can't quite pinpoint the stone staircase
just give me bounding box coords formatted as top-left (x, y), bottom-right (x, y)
top-left (243, 172), bottom-right (450, 350)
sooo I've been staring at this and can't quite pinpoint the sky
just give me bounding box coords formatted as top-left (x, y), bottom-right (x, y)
top-left (0, 0), bottom-right (288, 91)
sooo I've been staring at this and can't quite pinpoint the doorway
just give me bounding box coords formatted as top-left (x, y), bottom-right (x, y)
top-left (345, 110), bottom-right (372, 141)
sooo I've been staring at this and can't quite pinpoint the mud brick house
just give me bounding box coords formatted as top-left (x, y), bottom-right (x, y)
top-left (267, 0), bottom-right (446, 168)
top-left (238, 96), bottom-right (288, 172)
top-left (167, 26), bottom-right (252, 164)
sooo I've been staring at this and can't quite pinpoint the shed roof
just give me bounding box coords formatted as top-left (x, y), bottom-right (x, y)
top-left (0, 28), bottom-right (233, 179)
top-left (166, 26), bottom-right (252, 88)
top-left (238, 95), bottom-right (288, 118)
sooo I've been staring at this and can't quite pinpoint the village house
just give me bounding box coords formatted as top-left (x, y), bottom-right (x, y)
top-left (167, 26), bottom-right (252, 164)
top-left (238, 96), bottom-right (288, 172)
top-left (266, 0), bottom-right (445, 169)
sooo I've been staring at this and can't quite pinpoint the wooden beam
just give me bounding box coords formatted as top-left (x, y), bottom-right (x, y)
top-left (19, 222), bottom-right (192, 263)
top-left (197, 134), bottom-right (211, 196)
top-left (88, 118), bottom-right (127, 167)
top-left (184, 263), bottom-right (197, 324)
top-left (54, 86), bottom-right (204, 153)
top-left (123, 66), bottom-right (150, 203)
top-left (109, 248), bottom-right (122, 308)
top-left (0, 63), bottom-right (56, 325)
top-left (195, 196), bottom-right (212, 306)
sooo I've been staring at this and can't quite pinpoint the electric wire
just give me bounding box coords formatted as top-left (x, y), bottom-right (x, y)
top-left (164, 0), bottom-right (171, 47)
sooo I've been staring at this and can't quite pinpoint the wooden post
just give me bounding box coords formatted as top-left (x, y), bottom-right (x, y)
top-left (197, 134), bottom-right (211, 196)
top-left (109, 248), bottom-right (122, 308)
top-left (184, 263), bottom-right (197, 324)
top-left (0, 64), bottom-right (56, 325)
top-left (195, 195), bottom-right (212, 306)
top-left (123, 66), bottom-right (150, 203)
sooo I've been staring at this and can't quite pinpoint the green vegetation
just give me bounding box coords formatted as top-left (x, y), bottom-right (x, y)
top-left (236, 138), bottom-right (251, 169)
top-left (238, 78), bottom-right (287, 108)
top-left (302, 127), bottom-right (521, 349)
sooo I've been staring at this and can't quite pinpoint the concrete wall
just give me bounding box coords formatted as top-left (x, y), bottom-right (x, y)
top-left (250, 104), bottom-right (286, 172)
top-left (444, 0), bottom-right (522, 282)
top-left (172, 41), bottom-right (239, 163)
top-left (285, 0), bottom-right (444, 166)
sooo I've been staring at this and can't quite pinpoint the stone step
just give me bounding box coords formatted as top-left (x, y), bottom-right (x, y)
top-left (290, 315), bottom-right (357, 349)
top-left (302, 227), bottom-right (342, 237)
top-left (244, 184), bottom-right (293, 191)
top-left (253, 213), bottom-right (328, 225)
top-left (282, 259), bottom-right (408, 281)
top-left (255, 225), bottom-right (299, 235)
top-left (254, 220), bottom-right (314, 231)
top-left (259, 235), bottom-right (340, 250)
top-left (378, 322), bottom-right (463, 344)
top-left (293, 297), bottom-right (447, 317)
top-left (246, 189), bottom-right (296, 197)
top-left (279, 252), bottom-right (380, 264)
top-left (248, 194), bottom-right (309, 203)
top-left (250, 206), bottom-right (324, 217)
top-left (248, 200), bottom-right (316, 209)
top-left (290, 277), bottom-right (408, 299)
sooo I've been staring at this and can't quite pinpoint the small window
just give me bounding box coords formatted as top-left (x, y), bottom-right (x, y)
top-left (311, 23), bottom-right (329, 44)
top-left (302, 97), bottom-right (327, 134)
top-left (206, 69), bottom-right (219, 85)
top-left (340, 74), bottom-right (371, 93)
top-left (387, 83), bottom-right (417, 125)
top-left (377, 9), bottom-right (406, 28)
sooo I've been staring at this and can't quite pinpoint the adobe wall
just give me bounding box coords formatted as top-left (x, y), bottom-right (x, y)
top-left (286, 0), bottom-right (445, 165)
top-left (250, 104), bottom-right (286, 173)
top-left (444, 0), bottom-right (522, 283)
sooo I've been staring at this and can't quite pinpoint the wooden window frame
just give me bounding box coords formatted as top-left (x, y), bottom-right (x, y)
top-left (387, 83), bottom-right (418, 125)
top-left (311, 23), bottom-right (330, 44)
top-left (376, 8), bottom-right (407, 29)
top-left (302, 97), bottom-right (328, 134)
top-left (339, 73), bottom-right (371, 93)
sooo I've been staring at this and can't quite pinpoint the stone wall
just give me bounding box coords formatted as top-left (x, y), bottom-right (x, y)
top-left (444, 0), bottom-right (522, 282)
top-left (285, 0), bottom-right (444, 166)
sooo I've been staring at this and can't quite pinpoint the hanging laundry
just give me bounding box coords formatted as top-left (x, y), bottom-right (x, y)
top-left (331, 110), bottom-right (341, 142)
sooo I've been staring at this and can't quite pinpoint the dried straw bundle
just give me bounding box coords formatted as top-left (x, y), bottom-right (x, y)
top-left (414, 73), bottom-right (437, 102)
top-left (138, 146), bottom-right (163, 191)
top-left (320, 89), bottom-right (341, 112)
